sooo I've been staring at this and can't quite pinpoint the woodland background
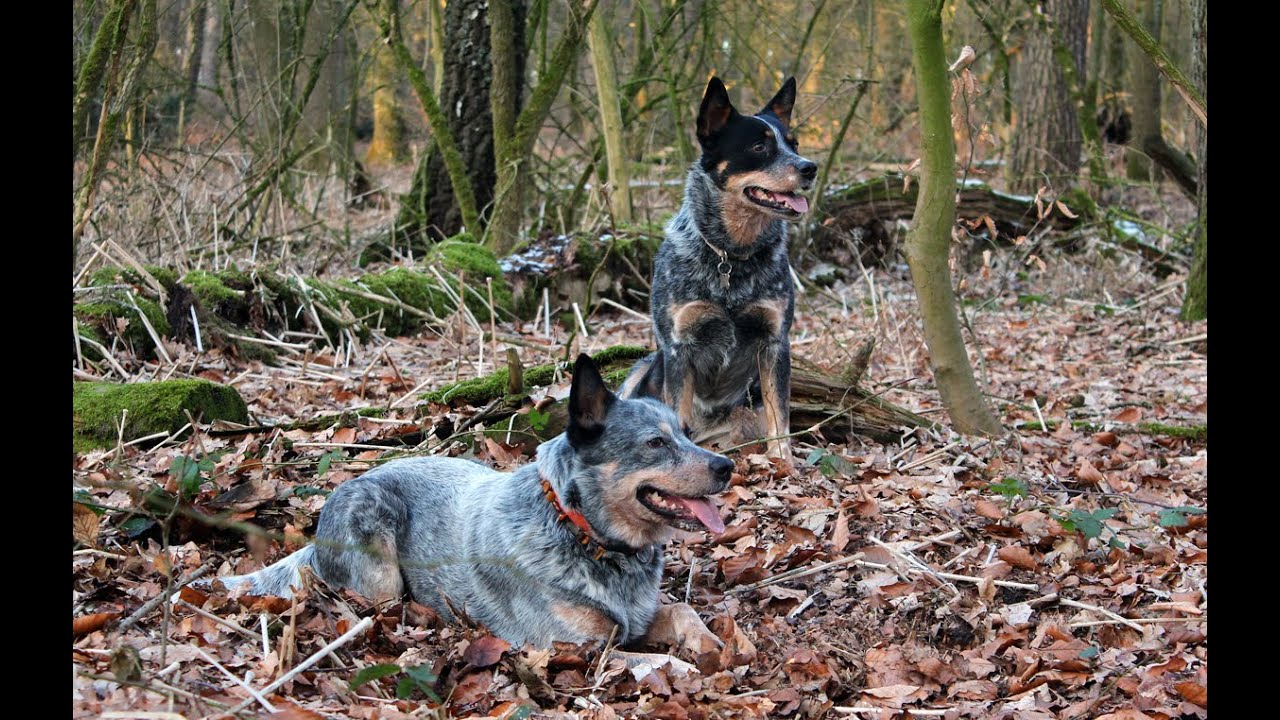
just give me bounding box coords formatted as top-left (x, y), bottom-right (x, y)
top-left (72, 1), bottom-right (1207, 718)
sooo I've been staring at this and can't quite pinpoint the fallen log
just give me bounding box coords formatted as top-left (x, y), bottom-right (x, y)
top-left (813, 174), bottom-right (1086, 265)
top-left (424, 343), bottom-right (933, 446)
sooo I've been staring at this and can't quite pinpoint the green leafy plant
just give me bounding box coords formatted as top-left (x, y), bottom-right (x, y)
top-left (349, 663), bottom-right (441, 702)
top-left (1056, 507), bottom-right (1125, 549)
top-left (526, 408), bottom-right (550, 433)
top-left (316, 449), bottom-right (346, 476)
top-left (988, 476), bottom-right (1029, 500)
top-left (804, 448), bottom-right (856, 479)
top-left (1157, 505), bottom-right (1206, 528)
top-left (169, 452), bottom-right (222, 500)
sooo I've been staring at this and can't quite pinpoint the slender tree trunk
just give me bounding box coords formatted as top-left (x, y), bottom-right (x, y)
top-left (1180, 0), bottom-right (1206, 321)
top-left (196, 0), bottom-right (223, 103)
top-left (486, 0), bottom-right (596, 255)
top-left (1125, 0), bottom-right (1162, 180)
top-left (73, 0), bottom-right (133, 163)
top-left (391, 0), bottom-right (522, 250)
top-left (177, 0), bottom-right (207, 140)
top-left (906, 0), bottom-right (1003, 437)
top-left (73, 0), bottom-right (158, 266)
top-left (428, 0), bottom-right (444, 96)
top-left (587, 5), bottom-right (631, 225)
top-left (1007, 0), bottom-right (1089, 193)
top-left (364, 13), bottom-right (408, 167)
top-left (1099, 0), bottom-right (1204, 126)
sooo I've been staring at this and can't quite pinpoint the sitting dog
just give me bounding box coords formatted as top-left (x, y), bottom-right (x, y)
top-left (206, 355), bottom-right (733, 648)
top-left (622, 76), bottom-right (815, 469)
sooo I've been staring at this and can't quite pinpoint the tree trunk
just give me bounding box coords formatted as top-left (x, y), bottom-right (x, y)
top-left (1099, 0), bottom-right (1204, 126)
top-left (485, 0), bottom-right (596, 255)
top-left (1125, 0), bottom-right (1162, 180)
top-left (364, 12), bottom-right (408, 167)
top-left (177, 0), bottom-right (207, 139)
top-left (1180, 0), bottom-right (1206, 321)
top-left (587, 6), bottom-right (632, 225)
top-left (1007, 0), bottom-right (1089, 194)
top-left (391, 0), bottom-right (524, 251)
top-left (196, 0), bottom-right (223, 102)
top-left (906, 0), bottom-right (1003, 437)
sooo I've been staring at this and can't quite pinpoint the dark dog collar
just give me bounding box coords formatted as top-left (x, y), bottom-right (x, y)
top-left (701, 234), bottom-right (754, 289)
top-left (539, 477), bottom-right (647, 560)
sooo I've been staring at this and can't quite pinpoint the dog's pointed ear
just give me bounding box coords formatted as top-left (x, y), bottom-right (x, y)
top-left (697, 77), bottom-right (735, 143)
top-left (762, 76), bottom-right (797, 130)
top-left (619, 353), bottom-right (664, 401)
top-left (568, 353), bottom-right (615, 445)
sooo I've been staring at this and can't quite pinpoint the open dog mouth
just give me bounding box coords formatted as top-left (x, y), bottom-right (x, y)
top-left (638, 486), bottom-right (726, 534)
top-left (744, 186), bottom-right (809, 215)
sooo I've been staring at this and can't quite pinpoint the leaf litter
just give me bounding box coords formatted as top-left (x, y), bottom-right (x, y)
top-left (73, 235), bottom-right (1205, 718)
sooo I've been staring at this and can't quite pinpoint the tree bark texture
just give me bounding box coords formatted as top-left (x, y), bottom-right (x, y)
top-left (393, 0), bottom-right (526, 247)
top-left (587, 5), bottom-right (632, 225)
top-left (1007, 0), bottom-right (1089, 194)
top-left (906, 0), bottom-right (1003, 437)
top-left (1125, 0), bottom-right (1162, 180)
top-left (1180, 0), bottom-right (1206, 321)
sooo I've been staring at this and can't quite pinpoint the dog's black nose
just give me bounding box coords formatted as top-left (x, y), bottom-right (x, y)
top-left (711, 456), bottom-right (733, 487)
top-left (797, 160), bottom-right (817, 180)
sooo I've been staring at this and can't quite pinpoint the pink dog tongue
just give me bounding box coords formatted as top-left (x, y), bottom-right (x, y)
top-left (677, 496), bottom-right (725, 534)
top-left (781, 193), bottom-right (809, 213)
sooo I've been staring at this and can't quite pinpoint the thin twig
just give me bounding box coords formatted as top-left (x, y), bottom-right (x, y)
top-left (225, 616), bottom-right (374, 715)
top-left (194, 646), bottom-right (277, 713)
top-left (117, 564), bottom-right (212, 633)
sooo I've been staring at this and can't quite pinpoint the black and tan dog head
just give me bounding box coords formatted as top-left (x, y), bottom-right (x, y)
top-left (696, 76), bottom-right (817, 242)
top-left (563, 354), bottom-right (733, 548)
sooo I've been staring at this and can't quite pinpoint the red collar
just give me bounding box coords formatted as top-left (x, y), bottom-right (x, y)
top-left (540, 477), bottom-right (639, 560)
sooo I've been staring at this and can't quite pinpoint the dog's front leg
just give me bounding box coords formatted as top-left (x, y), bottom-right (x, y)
top-left (758, 341), bottom-right (794, 472)
top-left (643, 602), bottom-right (724, 655)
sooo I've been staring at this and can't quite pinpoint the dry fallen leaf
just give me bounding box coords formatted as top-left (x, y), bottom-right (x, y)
top-left (998, 545), bottom-right (1038, 571)
top-left (73, 611), bottom-right (119, 636)
top-left (463, 634), bottom-right (511, 668)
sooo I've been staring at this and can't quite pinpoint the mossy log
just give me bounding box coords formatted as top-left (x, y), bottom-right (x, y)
top-left (77, 238), bottom-right (515, 362)
top-left (818, 174), bottom-right (1083, 249)
top-left (73, 379), bottom-right (249, 452)
top-left (423, 345), bottom-right (933, 445)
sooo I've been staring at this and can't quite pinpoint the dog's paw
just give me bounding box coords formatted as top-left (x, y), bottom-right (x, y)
top-left (767, 438), bottom-right (796, 476)
top-left (644, 602), bottom-right (724, 655)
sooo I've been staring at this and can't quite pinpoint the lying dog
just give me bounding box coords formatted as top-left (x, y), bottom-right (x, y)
top-left (622, 76), bottom-right (815, 469)
top-left (206, 355), bottom-right (733, 648)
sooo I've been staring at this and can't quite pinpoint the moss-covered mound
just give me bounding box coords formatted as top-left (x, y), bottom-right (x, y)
top-left (74, 292), bottom-right (171, 359)
top-left (73, 380), bottom-right (249, 453)
top-left (422, 345), bottom-right (652, 406)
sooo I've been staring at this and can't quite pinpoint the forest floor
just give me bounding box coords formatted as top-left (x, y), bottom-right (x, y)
top-left (72, 186), bottom-right (1207, 719)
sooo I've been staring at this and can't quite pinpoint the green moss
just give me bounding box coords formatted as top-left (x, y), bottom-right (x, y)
top-left (1014, 418), bottom-right (1205, 441)
top-left (422, 345), bottom-right (652, 406)
top-left (73, 380), bottom-right (249, 453)
top-left (88, 265), bottom-right (179, 291)
top-left (426, 237), bottom-right (515, 317)
top-left (74, 294), bottom-right (171, 356)
top-left (183, 270), bottom-right (244, 308)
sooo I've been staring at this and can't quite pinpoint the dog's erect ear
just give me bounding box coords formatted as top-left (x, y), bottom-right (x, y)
top-left (762, 76), bottom-right (797, 130)
top-left (624, 353), bottom-right (664, 401)
top-left (697, 77), bottom-right (735, 143)
top-left (568, 353), bottom-right (616, 445)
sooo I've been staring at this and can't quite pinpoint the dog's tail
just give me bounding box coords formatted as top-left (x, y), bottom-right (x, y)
top-left (208, 545), bottom-right (318, 598)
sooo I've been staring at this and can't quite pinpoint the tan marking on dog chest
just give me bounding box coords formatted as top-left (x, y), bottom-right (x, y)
top-left (744, 298), bottom-right (788, 337)
top-left (552, 601), bottom-right (617, 640)
top-left (669, 301), bottom-right (724, 342)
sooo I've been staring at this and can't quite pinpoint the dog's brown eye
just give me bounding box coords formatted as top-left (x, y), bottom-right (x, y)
top-left (647, 437), bottom-right (667, 449)
top-left (751, 142), bottom-right (767, 154)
